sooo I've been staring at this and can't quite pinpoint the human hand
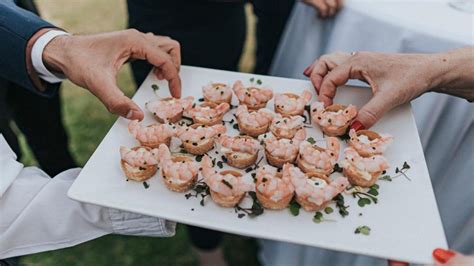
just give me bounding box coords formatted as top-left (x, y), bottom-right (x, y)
top-left (387, 248), bottom-right (474, 266)
top-left (303, 51), bottom-right (440, 129)
top-left (42, 29), bottom-right (181, 121)
top-left (302, 0), bottom-right (344, 18)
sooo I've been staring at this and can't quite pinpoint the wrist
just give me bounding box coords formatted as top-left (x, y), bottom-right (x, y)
top-left (42, 34), bottom-right (71, 74)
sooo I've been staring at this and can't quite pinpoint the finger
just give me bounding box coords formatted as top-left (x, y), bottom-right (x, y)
top-left (387, 260), bottom-right (409, 266)
top-left (138, 43), bottom-right (182, 98)
top-left (325, 0), bottom-right (337, 16)
top-left (336, 0), bottom-right (345, 10)
top-left (88, 73), bottom-right (144, 120)
top-left (433, 248), bottom-right (456, 265)
top-left (354, 93), bottom-right (394, 129)
top-left (309, 58), bottom-right (333, 93)
top-left (313, 0), bottom-right (329, 18)
top-left (145, 34), bottom-right (181, 72)
top-left (318, 63), bottom-right (352, 106)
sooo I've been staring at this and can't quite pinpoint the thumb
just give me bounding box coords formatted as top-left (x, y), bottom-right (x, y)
top-left (352, 93), bottom-right (393, 129)
top-left (87, 75), bottom-right (144, 120)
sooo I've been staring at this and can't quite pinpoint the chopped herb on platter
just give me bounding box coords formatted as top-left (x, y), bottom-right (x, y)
top-left (355, 225), bottom-right (371, 235)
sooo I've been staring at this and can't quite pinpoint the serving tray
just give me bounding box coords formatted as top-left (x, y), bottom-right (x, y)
top-left (68, 66), bottom-right (446, 264)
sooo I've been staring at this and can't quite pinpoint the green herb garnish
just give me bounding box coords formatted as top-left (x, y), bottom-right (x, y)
top-left (355, 225), bottom-right (371, 235)
top-left (324, 207), bottom-right (334, 214)
top-left (143, 181), bottom-right (150, 189)
top-left (333, 194), bottom-right (349, 217)
top-left (289, 197), bottom-right (301, 216)
top-left (234, 191), bottom-right (264, 218)
top-left (306, 137), bottom-right (316, 144)
top-left (313, 211), bottom-right (324, 223)
top-left (151, 84), bottom-right (159, 91)
top-left (256, 79), bottom-right (262, 85)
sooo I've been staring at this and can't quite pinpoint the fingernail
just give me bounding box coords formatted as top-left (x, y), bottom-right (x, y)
top-left (303, 66), bottom-right (311, 77)
top-left (126, 110), bottom-right (134, 119)
top-left (433, 248), bottom-right (455, 264)
top-left (350, 120), bottom-right (365, 131)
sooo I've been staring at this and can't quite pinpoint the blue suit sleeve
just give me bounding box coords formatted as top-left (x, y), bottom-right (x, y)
top-left (0, 0), bottom-right (59, 96)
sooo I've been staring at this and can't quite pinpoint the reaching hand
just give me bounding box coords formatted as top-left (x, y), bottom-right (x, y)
top-left (42, 29), bottom-right (182, 121)
top-left (302, 0), bottom-right (344, 18)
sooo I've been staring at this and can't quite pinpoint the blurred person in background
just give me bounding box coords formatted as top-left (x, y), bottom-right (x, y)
top-left (257, 48), bottom-right (474, 266)
top-left (0, 0), bottom-right (77, 177)
top-left (126, 1), bottom-right (342, 264)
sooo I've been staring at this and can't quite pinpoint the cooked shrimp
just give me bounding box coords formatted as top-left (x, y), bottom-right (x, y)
top-left (217, 135), bottom-right (261, 154)
top-left (269, 114), bottom-right (305, 139)
top-left (233, 80), bottom-right (273, 109)
top-left (298, 137), bottom-right (340, 174)
top-left (202, 83), bottom-right (232, 104)
top-left (343, 147), bottom-right (390, 173)
top-left (284, 163), bottom-right (349, 206)
top-left (348, 129), bottom-right (393, 156)
top-left (274, 90), bottom-right (312, 115)
top-left (128, 120), bottom-right (176, 145)
top-left (235, 105), bottom-right (274, 128)
top-left (157, 144), bottom-right (200, 184)
top-left (260, 129), bottom-right (306, 160)
top-left (311, 101), bottom-right (357, 127)
top-left (184, 102), bottom-right (230, 124)
top-left (120, 146), bottom-right (159, 167)
top-left (176, 124), bottom-right (226, 144)
top-left (146, 96), bottom-right (194, 123)
top-left (201, 156), bottom-right (255, 197)
top-left (256, 165), bottom-right (294, 202)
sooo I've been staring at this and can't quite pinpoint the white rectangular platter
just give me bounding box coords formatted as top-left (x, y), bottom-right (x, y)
top-left (68, 66), bottom-right (446, 264)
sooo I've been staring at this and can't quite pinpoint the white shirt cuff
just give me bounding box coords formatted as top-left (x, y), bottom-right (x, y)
top-left (31, 30), bottom-right (70, 84)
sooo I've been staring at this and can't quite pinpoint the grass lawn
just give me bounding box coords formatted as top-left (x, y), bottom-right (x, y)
top-left (18, 1), bottom-right (260, 265)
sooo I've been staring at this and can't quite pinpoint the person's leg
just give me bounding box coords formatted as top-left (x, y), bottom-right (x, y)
top-left (7, 84), bottom-right (77, 176)
top-left (127, 1), bottom-right (246, 263)
top-left (252, 0), bottom-right (296, 74)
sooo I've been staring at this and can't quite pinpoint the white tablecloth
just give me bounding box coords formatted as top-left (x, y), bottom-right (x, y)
top-left (262, 1), bottom-right (474, 265)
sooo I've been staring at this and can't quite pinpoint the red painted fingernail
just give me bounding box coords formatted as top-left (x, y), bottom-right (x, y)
top-left (433, 248), bottom-right (455, 264)
top-left (350, 120), bottom-right (365, 131)
top-left (303, 66), bottom-right (311, 77)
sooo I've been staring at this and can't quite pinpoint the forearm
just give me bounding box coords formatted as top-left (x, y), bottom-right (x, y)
top-left (430, 47), bottom-right (474, 102)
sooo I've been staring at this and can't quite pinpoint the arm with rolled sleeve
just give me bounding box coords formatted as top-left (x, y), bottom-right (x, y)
top-left (0, 0), bottom-right (60, 96)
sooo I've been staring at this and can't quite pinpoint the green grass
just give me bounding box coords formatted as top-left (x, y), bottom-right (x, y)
top-left (18, 1), bottom-right (259, 265)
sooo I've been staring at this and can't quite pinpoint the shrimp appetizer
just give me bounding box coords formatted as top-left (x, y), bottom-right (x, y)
top-left (269, 114), bottom-right (305, 140)
top-left (311, 101), bottom-right (357, 137)
top-left (176, 124), bottom-right (227, 155)
top-left (184, 102), bottom-right (230, 126)
top-left (233, 80), bottom-right (273, 111)
top-left (341, 147), bottom-right (390, 187)
top-left (201, 156), bottom-right (255, 207)
top-left (235, 105), bottom-right (274, 137)
top-left (146, 96), bottom-right (194, 123)
top-left (157, 144), bottom-right (200, 192)
top-left (128, 120), bottom-right (176, 148)
top-left (259, 129), bottom-right (306, 168)
top-left (217, 135), bottom-right (261, 169)
top-left (348, 129), bottom-right (393, 157)
top-left (255, 165), bottom-right (294, 210)
top-left (120, 146), bottom-right (159, 181)
top-left (274, 90), bottom-right (312, 117)
top-left (284, 163), bottom-right (349, 212)
top-left (202, 82), bottom-right (232, 104)
top-left (297, 137), bottom-right (340, 175)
